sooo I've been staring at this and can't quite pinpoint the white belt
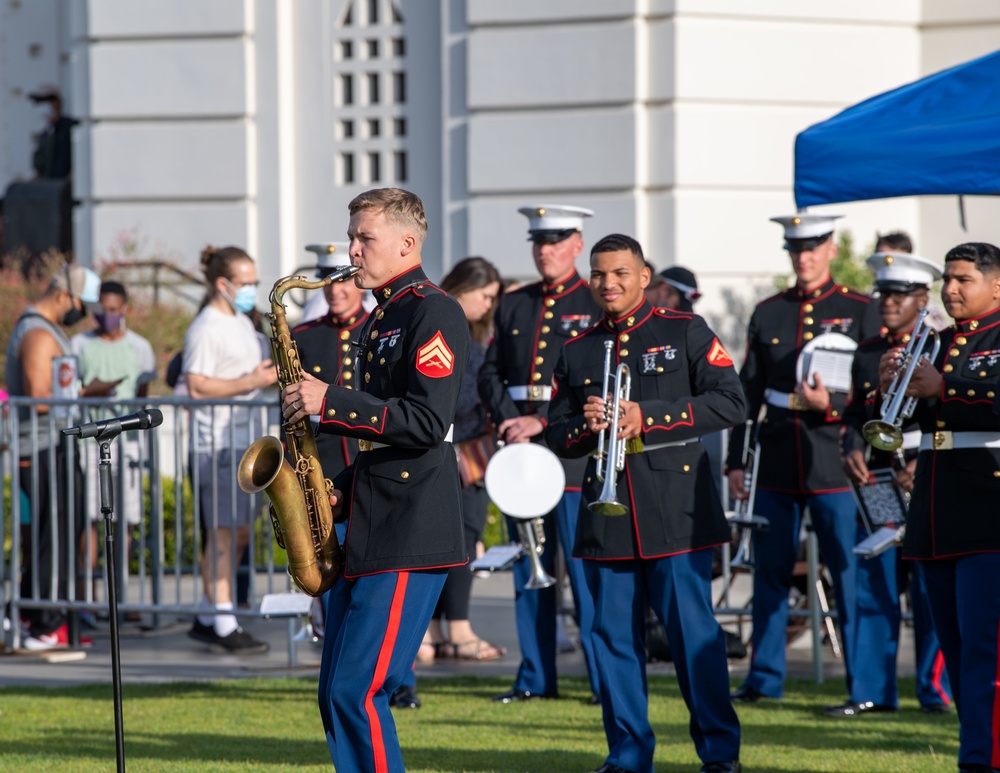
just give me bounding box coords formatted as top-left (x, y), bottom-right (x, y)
top-left (764, 389), bottom-right (807, 411)
top-left (591, 438), bottom-right (693, 457)
top-left (508, 385), bottom-right (552, 402)
top-left (359, 424), bottom-right (453, 451)
top-left (919, 430), bottom-right (1000, 452)
top-left (900, 430), bottom-right (921, 451)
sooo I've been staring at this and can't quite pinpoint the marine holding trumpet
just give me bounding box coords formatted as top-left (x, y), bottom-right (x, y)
top-left (545, 233), bottom-right (745, 773)
top-left (836, 249), bottom-right (952, 717)
top-left (280, 188), bottom-right (470, 773)
top-left (727, 214), bottom-right (882, 705)
top-left (877, 242), bottom-right (1000, 772)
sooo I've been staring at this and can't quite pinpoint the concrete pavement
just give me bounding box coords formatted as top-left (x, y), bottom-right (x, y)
top-left (0, 570), bottom-right (893, 689)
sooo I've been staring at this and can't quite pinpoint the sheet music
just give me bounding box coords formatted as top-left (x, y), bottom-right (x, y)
top-left (850, 468), bottom-right (907, 534)
top-left (805, 348), bottom-right (854, 393)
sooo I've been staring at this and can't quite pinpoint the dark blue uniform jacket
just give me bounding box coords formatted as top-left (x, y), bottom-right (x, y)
top-left (317, 265), bottom-right (470, 577)
top-left (545, 300), bottom-right (746, 559)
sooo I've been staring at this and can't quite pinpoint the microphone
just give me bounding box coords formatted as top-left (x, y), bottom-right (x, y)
top-left (63, 408), bottom-right (164, 440)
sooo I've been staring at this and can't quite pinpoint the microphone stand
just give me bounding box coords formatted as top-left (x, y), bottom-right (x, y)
top-left (64, 411), bottom-right (163, 773)
top-left (98, 437), bottom-right (126, 773)
top-left (97, 432), bottom-right (125, 773)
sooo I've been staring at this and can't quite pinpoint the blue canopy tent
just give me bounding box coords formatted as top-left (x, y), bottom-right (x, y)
top-left (794, 49), bottom-right (1000, 209)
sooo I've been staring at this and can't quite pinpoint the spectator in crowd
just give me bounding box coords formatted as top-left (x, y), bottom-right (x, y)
top-left (421, 256), bottom-right (507, 662)
top-left (183, 245), bottom-right (277, 654)
top-left (28, 85), bottom-right (76, 181)
top-left (5, 263), bottom-right (103, 650)
top-left (70, 280), bottom-right (157, 619)
top-left (646, 264), bottom-right (701, 312)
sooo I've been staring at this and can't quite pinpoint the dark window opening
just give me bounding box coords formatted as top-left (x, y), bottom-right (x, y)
top-left (392, 71), bottom-right (406, 104)
top-left (340, 73), bottom-right (354, 105)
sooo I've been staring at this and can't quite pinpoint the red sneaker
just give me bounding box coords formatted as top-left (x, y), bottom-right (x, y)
top-left (51, 623), bottom-right (94, 649)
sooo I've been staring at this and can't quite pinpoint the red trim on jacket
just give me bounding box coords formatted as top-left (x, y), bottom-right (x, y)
top-left (644, 402), bottom-right (694, 433)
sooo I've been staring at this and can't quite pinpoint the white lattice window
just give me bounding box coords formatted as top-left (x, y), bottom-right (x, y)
top-left (334, 0), bottom-right (408, 187)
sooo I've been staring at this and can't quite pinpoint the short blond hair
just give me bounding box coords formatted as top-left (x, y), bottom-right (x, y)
top-left (348, 188), bottom-right (428, 243)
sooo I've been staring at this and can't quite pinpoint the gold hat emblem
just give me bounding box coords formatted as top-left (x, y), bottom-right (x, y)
top-left (327, 245), bottom-right (336, 253)
top-left (536, 207), bottom-right (546, 216)
top-left (884, 255), bottom-right (893, 265)
top-left (792, 217), bottom-right (801, 225)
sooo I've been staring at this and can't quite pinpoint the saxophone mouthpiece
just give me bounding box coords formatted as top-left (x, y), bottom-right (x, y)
top-left (328, 265), bottom-right (360, 283)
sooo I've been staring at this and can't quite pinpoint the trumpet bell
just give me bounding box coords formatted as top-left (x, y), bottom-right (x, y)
top-left (587, 497), bottom-right (628, 517)
top-left (862, 419), bottom-right (903, 452)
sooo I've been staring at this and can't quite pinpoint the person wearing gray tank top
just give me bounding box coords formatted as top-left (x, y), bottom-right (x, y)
top-left (5, 264), bottom-right (106, 649)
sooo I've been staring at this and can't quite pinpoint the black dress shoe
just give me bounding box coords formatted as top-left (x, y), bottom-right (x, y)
top-left (587, 764), bottom-right (638, 773)
top-left (700, 762), bottom-right (742, 773)
top-left (730, 684), bottom-right (764, 703)
top-left (824, 700), bottom-right (896, 717)
top-left (389, 685), bottom-right (421, 709)
top-left (921, 702), bottom-right (952, 714)
top-left (491, 688), bottom-right (556, 703)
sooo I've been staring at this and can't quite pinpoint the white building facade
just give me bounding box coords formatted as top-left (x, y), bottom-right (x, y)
top-left (1, 0), bottom-right (999, 329)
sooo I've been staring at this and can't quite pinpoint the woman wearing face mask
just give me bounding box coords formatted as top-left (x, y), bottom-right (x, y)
top-left (70, 281), bottom-right (158, 616)
top-left (182, 245), bottom-right (278, 654)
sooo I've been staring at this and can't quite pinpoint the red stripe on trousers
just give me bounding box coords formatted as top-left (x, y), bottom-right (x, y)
top-left (931, 651), bottom-right (951, 706)
top-left (364, 572), bottom-right (409, 773)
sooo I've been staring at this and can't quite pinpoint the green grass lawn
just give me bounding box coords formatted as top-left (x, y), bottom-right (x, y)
top-left (0, 676), bottom-right (957, 772)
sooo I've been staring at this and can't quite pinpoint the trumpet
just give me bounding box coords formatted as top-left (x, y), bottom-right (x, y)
top-left (589, 340), bottom-right (631, 517)
top-left (863, 308), bottom-right (940, 452)
top-left (727, 420), bottom-right (769, 569)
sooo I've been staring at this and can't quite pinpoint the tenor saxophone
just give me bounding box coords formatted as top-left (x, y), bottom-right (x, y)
top-left (238, 265), bottom-right (360, 596)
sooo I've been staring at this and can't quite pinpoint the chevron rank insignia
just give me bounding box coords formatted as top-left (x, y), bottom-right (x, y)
top-left (706, 338), bottom-right (733, 367)
top-left (416, 331), bottom-right (455, 378)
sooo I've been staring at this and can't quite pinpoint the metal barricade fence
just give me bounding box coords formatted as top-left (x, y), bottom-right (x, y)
top-left (1, 394), bottom-right (311, 659)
